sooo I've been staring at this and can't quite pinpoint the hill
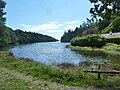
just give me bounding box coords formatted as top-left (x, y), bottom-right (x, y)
top-left (0, 26), bottom-right (58, 48)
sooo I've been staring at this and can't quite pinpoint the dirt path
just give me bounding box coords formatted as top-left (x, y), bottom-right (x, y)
top-left (0, 66), bottom-right (118, 90)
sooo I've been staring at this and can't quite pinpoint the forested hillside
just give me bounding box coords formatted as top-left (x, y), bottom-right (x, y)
top-left (61, 0), bottom-right (120, 42)
top-left (0, 0), bottom-right (57, 48)
top-left (0, 26), bottom-right (58, 48)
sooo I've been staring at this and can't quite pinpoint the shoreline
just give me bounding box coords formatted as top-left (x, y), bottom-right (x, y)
top-left (66, 44), bottom-right (120, 55)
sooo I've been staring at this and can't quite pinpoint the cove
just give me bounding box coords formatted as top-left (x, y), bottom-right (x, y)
top-left (9, 42), bottom-right (120, 65)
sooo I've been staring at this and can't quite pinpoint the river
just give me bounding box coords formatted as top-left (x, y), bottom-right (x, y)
top-left (9, 42), bottom-right (120, 65)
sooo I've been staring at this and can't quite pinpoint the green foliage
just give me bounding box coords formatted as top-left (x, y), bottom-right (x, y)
top-left (0, 27), bottom-right (57, 48)
top-left (0, 0), bottom-right (6, 25)
top-left (0, 28), bottom-right (58, 48)
top-left (71, 34), bottom-right (106, 47)
top-left (0, 26), bottom-right (18, 47)
top-left (15, 29), bottom-right (58, 44)
top-left (61, 29), bottom-right (75, 42)
top-left (106, 36), bottom-right (120, 44)
top-left (98, 20), bottom-right (111, 31)
top-left (66, 45), bottom-right (94, 51)
top-left (102, 17), bottom-right (120, 33)
top-left (89, 0), bottom-right (120, 31)
top-left (89, 0), bottom-right (120, 21)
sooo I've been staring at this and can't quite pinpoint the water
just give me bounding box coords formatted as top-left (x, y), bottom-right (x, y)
top-left (10, 42), bottom-right (86, 64)
top-left (9, 42), bottom-right (120, 65)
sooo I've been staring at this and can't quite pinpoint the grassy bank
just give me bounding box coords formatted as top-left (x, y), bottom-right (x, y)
top-left (67, 43), bottom-right (120, 51)
top-left (0, 52), bottom-right (120, 89)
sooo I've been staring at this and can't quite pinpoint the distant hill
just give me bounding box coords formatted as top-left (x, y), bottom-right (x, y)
top-left (0, 26), bottom-right (58, 48)
top-left (14, 29), bottom-right (58, 44)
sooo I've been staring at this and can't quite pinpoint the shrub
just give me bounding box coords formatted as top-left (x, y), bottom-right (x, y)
top-left (71, 34), bottom-right (106, 47)
top-left (106, 37), bottom-right (120, 44)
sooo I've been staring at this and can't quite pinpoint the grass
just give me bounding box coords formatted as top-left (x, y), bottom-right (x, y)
top-left (102, 43), bottom-right (120, 51)
top-left (0, 67), bottom-right (39, 90)
top-left (0, 75), bottom-right (30, 90)
top-left (0, 52), bottom-right (120, 88)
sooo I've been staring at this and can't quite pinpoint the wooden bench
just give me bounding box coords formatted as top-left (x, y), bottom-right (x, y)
top-left (84, 70), bottom-right (120, 79)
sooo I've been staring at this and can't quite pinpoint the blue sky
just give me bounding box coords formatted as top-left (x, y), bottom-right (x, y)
top-left (5, 0), bottom-right (92, 40)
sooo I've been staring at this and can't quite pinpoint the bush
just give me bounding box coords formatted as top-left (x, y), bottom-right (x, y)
top-left (106, 37), bottom-right (120, 44)
top-left (102, 17), bottom-right (120, 33)
top-left (71, 34), bottom-right (106, 47)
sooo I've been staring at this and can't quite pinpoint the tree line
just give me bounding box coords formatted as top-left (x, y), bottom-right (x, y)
top-left (0, 0), bottom-right (58, 48)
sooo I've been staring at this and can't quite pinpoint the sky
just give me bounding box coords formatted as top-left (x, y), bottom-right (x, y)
top-left (5, 0), bottom-right (92, 40)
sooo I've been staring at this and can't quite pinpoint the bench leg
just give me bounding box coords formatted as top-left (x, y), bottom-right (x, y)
top-left (98, 73), bottom-right (100, 79)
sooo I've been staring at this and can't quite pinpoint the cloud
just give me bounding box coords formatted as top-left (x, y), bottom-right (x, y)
top-left (21, 22), bottom-right (62, 31)
top-left (65, 21), bottom-right (80, 25)
top-left (21, 21), bottom-right (80, 34)
top-left (64, 25), bottom-right (79, 30)
top-left (64, 21), bottom-right (80, 30)
top-left (48, 30), bottom-right (63, 33)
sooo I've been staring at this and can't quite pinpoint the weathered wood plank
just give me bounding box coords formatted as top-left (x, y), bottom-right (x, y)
top-left (84, 70), bottom-right (120, 79)
top-left (84, 70), bottom-right (120, 74)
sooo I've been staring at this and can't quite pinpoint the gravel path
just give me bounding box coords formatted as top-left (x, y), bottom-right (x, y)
top-left (102, 32), bottom-right (120, 38)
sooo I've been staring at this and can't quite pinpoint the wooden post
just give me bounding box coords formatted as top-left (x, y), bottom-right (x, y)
top-left (84, 70), bottom-right (120, 80)
top-left (98, 65), bottom-right (101, 79)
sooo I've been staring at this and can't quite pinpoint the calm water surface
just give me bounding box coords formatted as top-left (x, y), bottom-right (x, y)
top-left (10, 42), bottom-right (120, 65)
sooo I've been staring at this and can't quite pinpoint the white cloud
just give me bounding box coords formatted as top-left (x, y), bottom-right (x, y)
top-left (48, 30), bottom-right (63, 33)
top-left (19, 21), bottom-right (81, 39)
top-left (64, 25), bottom-right (79, 30)
top-left (21, 22), bottom-right (62, 31)
top-left (65, 21), bottom-right (80, 25)
top-left (64, 21), bottom-right (80, 30)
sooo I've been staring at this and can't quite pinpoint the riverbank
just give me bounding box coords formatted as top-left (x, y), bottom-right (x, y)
top-left (67, 43), bottom-right (120, 52)
top-left (0, 52), bottom-right (120, 90)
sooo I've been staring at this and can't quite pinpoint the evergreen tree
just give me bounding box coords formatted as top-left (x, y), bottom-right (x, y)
top-left (89, 0), bottom-right (120, 31)
top-left (0, 0), bottom-right (6, 25)
top-left (89, 0), bottom-right (120, 21)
